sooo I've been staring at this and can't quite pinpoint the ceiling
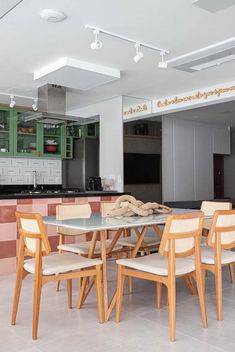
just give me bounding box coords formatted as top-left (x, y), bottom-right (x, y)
top-left (1, 0), bottom-right (235, 110)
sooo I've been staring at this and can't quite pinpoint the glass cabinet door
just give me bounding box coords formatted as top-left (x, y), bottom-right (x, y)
top-left (40, 123), bottom-right (65, 158)
top-left (15, 111), bottom-right (39, 156)
top-left (0, 108), bottom-right (12, 155)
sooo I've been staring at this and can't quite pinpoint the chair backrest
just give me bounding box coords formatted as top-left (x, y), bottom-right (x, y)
top-left (100, 201), bottom-right (116, 217)
top-left (201, 201), bottom-right (232, 216)
top-left (159, 212), bottom-right (203, 257)
top-left (208, 210), bottom-right (235, 249)
top-left (16, 212), bottom-right (51, 256)
top-left (56, 203), bottom-right (91, 220)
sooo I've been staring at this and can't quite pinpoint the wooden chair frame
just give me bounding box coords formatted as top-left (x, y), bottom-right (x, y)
top-left (11, 212), bottom-right (103, 340)
top-left (115, 212), bottom-right (208, 342)
top-left (202, 209), bottom-right (235, 321)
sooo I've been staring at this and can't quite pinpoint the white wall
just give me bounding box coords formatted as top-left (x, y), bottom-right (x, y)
top-left (224, 131), bottom-right (235, 198)
top-left (162, 117), bottom-right (230, 202)
top-left (67, 97), bottom-right (124, 191)
top-left (0, 158), bottom-right (61, 185)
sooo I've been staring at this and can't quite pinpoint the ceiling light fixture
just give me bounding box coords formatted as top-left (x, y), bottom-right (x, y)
top-left (85, 24), bottom-right (169, 67)
top-left (32, 98), bottom-right (38, 111)
top-left (9, 95), bottom-right (16, 108)
top-left (90, 29), bottom-right (102, 50)
top-left (40, 9), bottom-right (66, 23)
top-left (158, 51), bottom-right (168, 68)
top-left (133, 43), bottom-right (144, 63)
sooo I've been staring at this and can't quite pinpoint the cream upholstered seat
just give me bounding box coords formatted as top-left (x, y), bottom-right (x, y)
top-left (12, 212), bottom-right (103, 340)
top-left (116, 212), bottom-right (207, 342)
top-left (201, 210), bottom-right (235, 321)
top-left (58, 239), bottom-right (123, 255)
top-left (201, 246), bottom-right (235, 265)
top-left (24, 252), bottom-right (102, 275)
top-left (117, 253), bottom-right (195, 276)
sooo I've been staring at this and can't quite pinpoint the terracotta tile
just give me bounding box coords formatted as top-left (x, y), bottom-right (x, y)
top-left (32, 198), bottom-right (49, 204)
top-left (0, 205), bottom-right (17, 223)
top-left (0, 223), bottom-right (17, 241)
top-left (49, 235), bottom-right (59, 252)
top-left (0, 199), bottom-right (17, 206)
top-left (48, 203), bottom-right (60, 216)
top-left (47, 198), bottom-right (62, 204)
top-left (16, 204), bottom-right (32, 213)
top-left (75, 197), bottom-right (88, 203)
top-left (88, 197), bottom-right (101, 202)
top-left (0, 257), bottom-right (16, 275)
top-left (62, 197), bottom-right (75, 203)
top-left (32, 203), bottom-right (48, 216)
top-left (111, 196), bottom-right (119, 201)
top-left (90, 202), bottom-right (100, 213)
top-left (101, 196), bottom-right (112, 201)
top-left (0, 240), bottom-right (16, 259)
top-left (46, 224), bottom-right (58, 237)
top-left (17, 198), bottom-right (32, 205)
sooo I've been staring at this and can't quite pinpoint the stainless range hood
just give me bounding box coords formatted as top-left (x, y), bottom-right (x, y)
top-left (19, 84), bottom-right (99, 125)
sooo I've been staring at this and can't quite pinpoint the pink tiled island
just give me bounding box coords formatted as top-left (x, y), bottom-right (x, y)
top-left (0, 194), bottom-right (121, 275)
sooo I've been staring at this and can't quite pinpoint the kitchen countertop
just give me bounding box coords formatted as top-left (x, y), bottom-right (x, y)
top-left (0, 190), bottom-right (127, 199)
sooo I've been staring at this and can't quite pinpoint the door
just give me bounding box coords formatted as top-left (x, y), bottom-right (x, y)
top-left (214, 154), bottom-right (224, 199)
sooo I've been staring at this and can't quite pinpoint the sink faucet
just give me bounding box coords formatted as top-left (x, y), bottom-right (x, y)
top-left (32, 170), bottom-right (38, 190)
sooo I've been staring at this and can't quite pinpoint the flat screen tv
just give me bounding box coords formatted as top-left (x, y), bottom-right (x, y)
top-left (124, 153), bottom-right (160, 184)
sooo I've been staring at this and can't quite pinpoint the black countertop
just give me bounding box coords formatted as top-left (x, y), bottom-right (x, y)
top-left (0, 185), bottom-right (128, 199)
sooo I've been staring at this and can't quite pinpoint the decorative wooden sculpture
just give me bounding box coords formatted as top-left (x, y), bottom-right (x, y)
top-left (106, 195), bottom-right (171, 217)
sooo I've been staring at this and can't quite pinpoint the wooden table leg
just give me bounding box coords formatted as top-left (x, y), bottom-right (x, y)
top-left (100, 230), bottom-right (108, 321)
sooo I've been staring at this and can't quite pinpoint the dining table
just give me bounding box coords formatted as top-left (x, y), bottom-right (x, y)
top-left (44, 208), bottom-right (210, 321)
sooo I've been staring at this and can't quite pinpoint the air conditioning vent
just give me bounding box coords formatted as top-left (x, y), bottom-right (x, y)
top-left (173, 47), bottom-right (235, 73)
top-left (192, 0), bottom-right (235, 13)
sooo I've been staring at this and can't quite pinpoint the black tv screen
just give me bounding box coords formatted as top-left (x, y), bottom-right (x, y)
top-left (124, 153), bottom-right (160, 184)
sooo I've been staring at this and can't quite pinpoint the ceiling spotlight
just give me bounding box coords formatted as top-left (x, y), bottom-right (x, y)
top-left (9, 95), bottom-right (16, 108)
top-left (90, 29), bottom-right (102, 50)
top-left (158, 51), bottom-right (168, 68)
top-left (32, 98), bottom-right (38, 111)
top-left (133, 43), bottom-right (144, 63)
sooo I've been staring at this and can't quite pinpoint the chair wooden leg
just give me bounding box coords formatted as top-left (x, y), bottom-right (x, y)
top-left (77, 276), bottom-right (88, 309)
top-left (195, 269), bottom-right (208, 328)
top-left (156, 282), bottom-right (162, 309)
top-left (32, 274), bottom-right (42, 340)
top-left (11, 266), bottom-right (24, 325)
top-left (127, 251), bottom-right (133, 293)
top-left (229, 264), bottom-right (234, 284)
top-left (168, 280), bottom-right (176, 342)
top-left (183, 276), bottom-right (196, 295)
top-left (215, 264), bottom-right (223, 321)
top-left (67, 279), bottom-right (72, 309)
top-left (116, 265), bottom-right (125, 323)
top-left (56, 235), bottom-right (64, 292)
top-left (95, 265), bottom-right (104, 323)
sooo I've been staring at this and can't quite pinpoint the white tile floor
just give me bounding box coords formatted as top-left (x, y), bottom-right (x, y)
top-left (1, 262), bottom-right (235, 352)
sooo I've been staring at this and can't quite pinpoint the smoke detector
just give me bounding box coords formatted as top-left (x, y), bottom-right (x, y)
top-left (40, 9), bottom-right (66, 23)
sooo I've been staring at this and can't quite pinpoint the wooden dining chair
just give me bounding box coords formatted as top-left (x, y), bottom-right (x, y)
top-left (201, 209), bottom-right (235, 321)
top-left (57, 203), bottom-right (123, 258)
top-left (115, 212), bottom-right (208, 342)
top-left (200, 201), bottom-right (234, 283)
top-left (11, 212), bottom-right (103, 340)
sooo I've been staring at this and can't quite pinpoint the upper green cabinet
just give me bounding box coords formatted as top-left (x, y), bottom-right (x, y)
top-left (0, 107), bottom-right (14, 156)
top-left (0, 106), bottom-right (99, 159)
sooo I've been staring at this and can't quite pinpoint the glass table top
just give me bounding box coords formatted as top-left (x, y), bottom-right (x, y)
top-left (44, 208), bottom-right (207, 232)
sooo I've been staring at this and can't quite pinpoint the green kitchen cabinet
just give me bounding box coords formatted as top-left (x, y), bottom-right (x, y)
top-left (38, 122), bottom-right (66, 158)
top-left (0, 107), bottom-right (14, 156)
top-left (13, 109), bottom-right (40, 157)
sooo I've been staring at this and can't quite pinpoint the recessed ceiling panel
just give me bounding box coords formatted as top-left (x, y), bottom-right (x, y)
top-left (0, 0), bottom-right (23, 20)
top-left (192, 0), bottom-right (235, 12)
top-left (33, 57), bottom-right (121, 91)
